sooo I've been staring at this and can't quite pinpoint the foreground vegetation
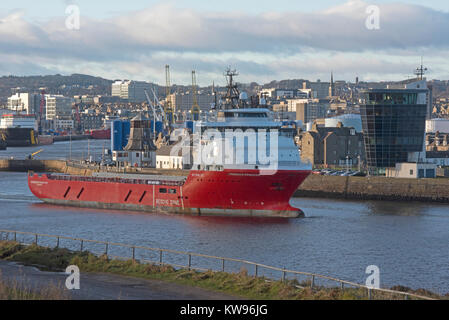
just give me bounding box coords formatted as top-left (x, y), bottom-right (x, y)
top-left (0, 277), bottom-right (68, 300)
top-left (0, 241), bottom-right (445, 300)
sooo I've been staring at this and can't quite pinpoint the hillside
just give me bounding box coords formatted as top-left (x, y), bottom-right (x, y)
top-left (1, 74), bottom-right (447, 104)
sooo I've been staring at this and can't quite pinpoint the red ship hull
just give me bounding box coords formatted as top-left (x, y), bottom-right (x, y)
top-left (90, 129), bottom-right (111, 140)
top-left (28, 169), bottom-right (311, 218)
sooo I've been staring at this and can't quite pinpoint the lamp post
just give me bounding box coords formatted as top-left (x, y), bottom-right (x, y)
top-left (69, 130), bottom-right (72, 161)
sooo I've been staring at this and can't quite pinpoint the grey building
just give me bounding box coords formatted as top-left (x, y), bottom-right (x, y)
top-left (112, 80), bottom-right (153, 103)
top-left (45, 95), bottom-right (73, 120)
top-left (297, 122), bottom-right (365, 167)
top-left (295, 99), bottom-right (329, 124)
top-left (360, 89), bottom-right (428, 170)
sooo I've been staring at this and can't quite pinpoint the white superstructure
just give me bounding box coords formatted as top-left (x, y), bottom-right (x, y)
top-left (193, 108), bottom-right (312, 171)
top-left (0, 114), bottom-right (37, 130)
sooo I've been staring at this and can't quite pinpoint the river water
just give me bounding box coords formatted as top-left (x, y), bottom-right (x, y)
top-left (0, 139), bottom-right (111, 161)
top-left (0, 141), bottom-right (448, 294)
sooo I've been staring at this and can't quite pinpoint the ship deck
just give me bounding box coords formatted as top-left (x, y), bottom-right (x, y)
top-left (40, 172), bottom-right (186, 186)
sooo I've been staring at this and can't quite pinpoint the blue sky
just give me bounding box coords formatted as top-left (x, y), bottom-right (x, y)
top-left (1, 0), bottom-right (449, 85)
top-left (6, 0), bottom-right (449, 18)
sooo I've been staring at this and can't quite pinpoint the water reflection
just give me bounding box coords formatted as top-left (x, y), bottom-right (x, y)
top-left (366, 201), bottom-right (427, 216)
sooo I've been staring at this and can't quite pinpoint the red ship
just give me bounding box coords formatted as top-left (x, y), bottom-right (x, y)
top-left (90, 128), bottom-right (111, 139)
top-left (28, 108), bottom-right (311, 218)
top-left (28, 168), bottom-right (309, 218)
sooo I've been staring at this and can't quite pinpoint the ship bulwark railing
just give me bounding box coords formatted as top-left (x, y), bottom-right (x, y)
top-left (39, 173), bottom-right (185, 187)
top-left (0, 229), bottom-right (436, 300)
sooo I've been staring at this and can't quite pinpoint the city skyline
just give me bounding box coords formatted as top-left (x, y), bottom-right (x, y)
top-left (1, 0), bottom-right (449, 86)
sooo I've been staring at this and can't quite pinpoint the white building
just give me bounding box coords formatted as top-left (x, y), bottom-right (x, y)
top-left (7, 93), bottom-right (40, 114)
top-left (156, 144), bottom-right (190, 169)
top-left (111, 80), bottom-right (152, 102)
top-left (167, 92), bottom-right (216, 112)
top-left (54, 119), bottom-right (74, 130)
top-left (259, 88), bottom-right (311, 100)
top-left (425, 119), bottom-right (449, 133)
top-left (386, 162), bottom-right (437, 179)
top-left (113, 150), bottom-right (156, 168)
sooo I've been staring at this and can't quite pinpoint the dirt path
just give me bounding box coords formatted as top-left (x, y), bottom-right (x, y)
top-left (0, 260), bottom-right (240, 300)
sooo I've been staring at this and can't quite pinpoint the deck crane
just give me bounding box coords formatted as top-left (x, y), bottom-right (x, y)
top-left (164, 65), bottom-right (174, 126)
top-left (191, 70), bottom-right (200, 121)
top-left (27, 149), bottom-right (44, 160)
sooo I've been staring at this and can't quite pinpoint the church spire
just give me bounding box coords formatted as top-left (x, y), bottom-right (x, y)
top-left (329, 71), bottom-right (335, 97)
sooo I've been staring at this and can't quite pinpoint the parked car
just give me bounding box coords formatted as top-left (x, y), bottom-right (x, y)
top-left (350, 171), bottom-right (366, 177)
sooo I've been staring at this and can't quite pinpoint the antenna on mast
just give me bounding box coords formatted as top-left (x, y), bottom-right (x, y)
top-left (414, 57), bottom-right (428, 80)
top-left (222, 67), bottom-right (240, 109)
top-left (191, 70), bottom-right (200, 121)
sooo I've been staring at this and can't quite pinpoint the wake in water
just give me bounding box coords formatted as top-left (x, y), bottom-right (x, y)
top-left (0, 193), bottom-right (37, 202)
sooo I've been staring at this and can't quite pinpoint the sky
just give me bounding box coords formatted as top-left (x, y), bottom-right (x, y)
top-left (1, 0), bottom-right (449, 86)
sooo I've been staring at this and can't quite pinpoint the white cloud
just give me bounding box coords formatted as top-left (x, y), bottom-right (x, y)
top-left (0, 0), bottom-right (448, 83)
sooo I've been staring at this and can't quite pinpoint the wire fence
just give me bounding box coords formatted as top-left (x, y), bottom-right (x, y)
top-left (0, 229), bottom-right (436, 300)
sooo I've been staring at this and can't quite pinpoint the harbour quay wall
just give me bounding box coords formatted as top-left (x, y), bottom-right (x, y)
top-left (295, 175), bottom-right (449, 202)
top-left (53, 135), bottom-right (90, 142)
top-left (0, 159), bottom-right (93, 176)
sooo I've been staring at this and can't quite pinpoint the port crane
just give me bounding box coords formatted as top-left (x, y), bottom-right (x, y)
top-left (73, 104), bottom-right (82, 134)
top-left (144, 89), bottom-right (159, 122)
top-left (191, 70), bottom-right (200, 121)
top-left (164, 65), bottom-right (174, 126)
top-left (144, 87), bottom-right (166, 122)
top-left (38, 89), bottom-right (46, 134)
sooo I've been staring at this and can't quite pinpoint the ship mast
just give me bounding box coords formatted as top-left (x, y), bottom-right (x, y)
top-left (222, 68), bottom-right (240, 109)
top-left (414, 57), bottom-right (428, 80)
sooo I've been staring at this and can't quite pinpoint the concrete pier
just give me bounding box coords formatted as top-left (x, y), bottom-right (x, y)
top-left (294, 174), bottom-right (449, 203)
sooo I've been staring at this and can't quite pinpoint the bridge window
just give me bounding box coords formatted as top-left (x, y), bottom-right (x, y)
top-left (224, 112), bottom-right (268, 118)
top-left (159, 188), bottom-right (167, 193)
top-left (169, 189), bottom-right (177, 194)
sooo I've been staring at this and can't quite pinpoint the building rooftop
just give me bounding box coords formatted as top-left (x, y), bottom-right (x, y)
top-left (156, 144), bottom-right (183, 157)
top-left (361, 88), bottom-right (428, 94)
